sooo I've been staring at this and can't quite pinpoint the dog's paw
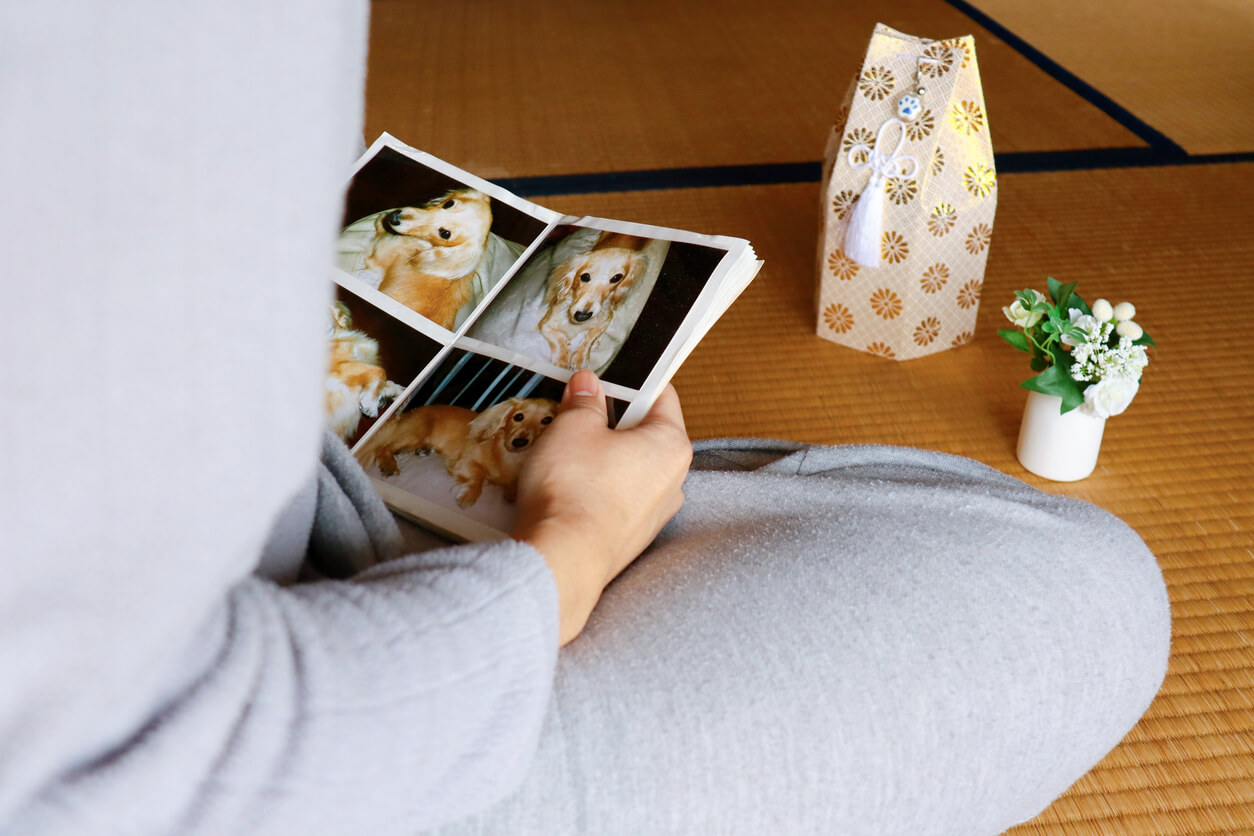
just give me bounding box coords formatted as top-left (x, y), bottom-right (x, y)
top-left (455, 484), bottom-right (483, 508)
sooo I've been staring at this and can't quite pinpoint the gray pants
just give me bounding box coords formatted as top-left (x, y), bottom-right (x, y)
top-left (435, 440), bottom-right (1170, 835)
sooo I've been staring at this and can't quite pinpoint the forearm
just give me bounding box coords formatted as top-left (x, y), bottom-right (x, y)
top-left (513, 518), bottom-right (606, 646)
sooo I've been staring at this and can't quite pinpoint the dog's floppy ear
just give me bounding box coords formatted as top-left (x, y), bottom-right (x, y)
top-left (546, 259), bottom-right (580, 309)
top-left (467, 399), bottom-right (518, 444)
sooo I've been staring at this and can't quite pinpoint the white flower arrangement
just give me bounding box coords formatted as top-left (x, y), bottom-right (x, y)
top-left (999, 278), bottom-right (1155, 417)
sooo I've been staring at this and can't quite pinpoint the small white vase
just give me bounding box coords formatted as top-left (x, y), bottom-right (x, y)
top-left (1016, 390), bottom-right (1106, 481)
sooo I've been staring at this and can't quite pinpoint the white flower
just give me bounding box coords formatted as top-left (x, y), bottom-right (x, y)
top-left (1071, 326), bottom-right (1149, 384)
top-left (1115, 320), bottom-right (1144, 340)
top-left (1113, 301), bottom-right (1136, 322)
top-left (1003, 289), bottom-right (1046, 328)
top-left (1082, 377), bottom-right (1140, 418)
top-left (1061, 308), bottom-right (1101, 347)
top-left (1091, 298), bottom-right (1114, 321)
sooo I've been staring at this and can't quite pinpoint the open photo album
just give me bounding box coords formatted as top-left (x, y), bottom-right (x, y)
top-left (329, 134), bottom-right (762, 542)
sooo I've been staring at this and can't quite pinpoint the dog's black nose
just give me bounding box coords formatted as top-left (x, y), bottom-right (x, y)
top-left (573, 310), bottom-right (593, 323)
top-left (384, 209), bottom-right (404, 231)
top-left (511, 437), bottom-right (529, 449)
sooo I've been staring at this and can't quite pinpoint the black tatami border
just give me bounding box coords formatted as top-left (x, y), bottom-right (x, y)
top-left (498, 150), bottom-right (1254, 197)
top-left (497, 3), bottom-right (1251, 198)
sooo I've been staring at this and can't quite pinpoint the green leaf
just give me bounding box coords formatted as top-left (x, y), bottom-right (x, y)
top-left (998, 329), bottom-right (1031, 352)
top-left (1135, 330), bottom-right (1157, 349)
top-left (1029, 356), bottom-right (1048, 372)
top-left (1048, 275), bottom-right (1078, 312)
top-left (1021, 362), bottom-right (1086, 413)
top-left (1053, 281), bottom-right (1078, 315)
top-left (1069, 292), bottom-right (1092, 316)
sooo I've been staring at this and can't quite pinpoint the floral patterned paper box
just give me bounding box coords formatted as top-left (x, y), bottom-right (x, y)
top-left (816, 24), bottom-right (996, 360)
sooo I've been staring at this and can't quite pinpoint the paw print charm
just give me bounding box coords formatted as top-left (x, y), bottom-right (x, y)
top-left (896, 94), bottom-right (922, 122)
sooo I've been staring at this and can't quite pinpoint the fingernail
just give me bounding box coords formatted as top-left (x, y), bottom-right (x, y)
top-left (569, 370), bottom-right (599, 396)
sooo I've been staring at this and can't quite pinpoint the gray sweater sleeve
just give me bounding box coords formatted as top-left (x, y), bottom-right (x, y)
top-left (0, 2), bottom-right (559, 833)
top-left (10, 530), bottom-right (558, 836)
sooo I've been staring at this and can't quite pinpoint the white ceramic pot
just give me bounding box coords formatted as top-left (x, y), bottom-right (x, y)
top-left (1016, 390), bottom-right (1106, 481)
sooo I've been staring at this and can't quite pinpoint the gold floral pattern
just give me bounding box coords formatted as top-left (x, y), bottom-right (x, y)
top-left (964, 223), bottom-right (992, 254)
top-left (904, 109), bottom-right (934, 142)
top-left (885, 177), bottom-right (918, 205)
top-left (928, 204), bottom-right (957, 237)
top-left (841, 127), bottom-right (875, 165)
top-left (858, 66), bottom-right (896, 101)
top-left (950, 101), bottom-right (985, 135)
top-left (827, 249), bottom-right (859, 281)
top-left (963, 163), bottom-right (996, 198)
top-left (881, 230), bottom-right (909, 264)
top-left (920, 263), bottom-right (949, 294)
top-left (830, 189), bottom-right (857, 220)
top-left (930, 146), bottom-right (945, 177)
top-left (834, 104), bottom-right (850, 133)
top-left (823, 302), bottom-right (854, 334)
top-left (866, 341), bottom-right (897, 359)
top-left (920, 42), bottom-right (954, 77)
top-left (913, 316), bottom-right (941, 346)
top-left (951, 331), bottom-right (974, 347)
top-left (956, 279), bottom-right (982, 310)
top-left (944, 38), bottom-right (973, 69)
top-left (869, 287), bottom-right (903, 320)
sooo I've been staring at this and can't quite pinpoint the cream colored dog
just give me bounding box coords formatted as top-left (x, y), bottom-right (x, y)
top-left (365, 188), bottom-right (492, 329)
top-left (356, 397), bottom-right (557, 507)
top-left (325, 302), bottom-right (405, 441)
top-left (538, 231), bottom-right (650, 369)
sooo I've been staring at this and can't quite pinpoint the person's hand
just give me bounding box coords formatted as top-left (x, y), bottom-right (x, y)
top-left (511, 370), bottom-right (692, 645)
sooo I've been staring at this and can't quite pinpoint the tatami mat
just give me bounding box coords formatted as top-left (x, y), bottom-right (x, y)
top-left (965, 0), bottom-right (1254, 156)
top-left (537, 162), bottom-right (1254, 834)
top-left (365, 0), bottom-right (1253, 829)
top-left (365, 0), bottom-right (1142, 180)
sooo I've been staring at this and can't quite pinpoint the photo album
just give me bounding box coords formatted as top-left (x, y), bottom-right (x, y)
top-left (329, 134), bottom-right (762, 542)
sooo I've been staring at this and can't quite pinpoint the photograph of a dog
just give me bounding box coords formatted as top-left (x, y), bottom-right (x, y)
top-left (337, 147), bottom-right (547, 331)
top-left (354, 349), bottom-right (604, 529)
top-left (326, 301), bottom-right (404, 442)
top-left (467, 224), bottom-right (729, 390)
top-left (466, 225), bottom-right (667, 374)
top-left (538, 230), bottom-right (657, 369)
top-left (325, 287), bottom-right (444, 445)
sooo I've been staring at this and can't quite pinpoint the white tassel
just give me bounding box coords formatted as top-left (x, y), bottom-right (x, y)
top-left (843, 173), bottom-right (885, 268)
top-left (841, 116), bottom-right (918, 270)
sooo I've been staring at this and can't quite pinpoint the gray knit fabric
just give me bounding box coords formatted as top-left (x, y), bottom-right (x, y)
top-left (436, 439), bottom-right (1171, 836)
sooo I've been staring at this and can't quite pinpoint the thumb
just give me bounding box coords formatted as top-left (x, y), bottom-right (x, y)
top-left (561, 369), bottom-right (609, 422)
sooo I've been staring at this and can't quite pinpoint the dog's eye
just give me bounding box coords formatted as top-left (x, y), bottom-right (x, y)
top-left (443, 199), bottom-right (455, 209)
top-left (610, 273), bottom-right (624, 283)
top-left (513, 412), bottom-right (525, 422)
top-left (580, 273), bottom-right (591, 282)
top-left (541, 416), bottom-right (552, 425)
top-left (438, 228), bottom-right (452, 240)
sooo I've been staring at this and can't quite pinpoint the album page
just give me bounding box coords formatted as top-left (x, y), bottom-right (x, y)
top-left (326, 133), bottom-right (759, 541)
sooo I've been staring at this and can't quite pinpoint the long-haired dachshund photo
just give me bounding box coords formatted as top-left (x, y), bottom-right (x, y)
top-left (325, 302), bottom-right (405, 441)
top-left (365, 188), bottom-right (493, 329)
top-left (538, 231), bottom-right (650, 369)
top-left (356, 396), bottom-right (557, 507)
